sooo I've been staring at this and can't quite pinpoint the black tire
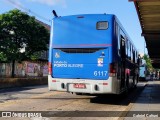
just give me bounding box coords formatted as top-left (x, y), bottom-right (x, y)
top-left (132, 75), bottom-right (137, 89)
top-left (122, 74), bottom-right (129, 97)
top-left (134, 76), bottom-right (138, 88)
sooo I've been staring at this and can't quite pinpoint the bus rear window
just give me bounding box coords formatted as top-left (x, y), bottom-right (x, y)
top-left (96, 21), bottom-right (108, 30)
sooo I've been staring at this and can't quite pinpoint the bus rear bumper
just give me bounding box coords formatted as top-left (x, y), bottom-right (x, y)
top-left (48, 75), bottom-right (120, 94)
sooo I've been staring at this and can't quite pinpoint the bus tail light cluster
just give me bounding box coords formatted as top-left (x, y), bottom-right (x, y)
top-left (52, 80), bottom-right (56, 82)
top-left (48, 62), bottom-right (52, 75)
top-left (109, 63), bottom-right (116, 77)
top-left (103, 83), bottom-right (108, 85)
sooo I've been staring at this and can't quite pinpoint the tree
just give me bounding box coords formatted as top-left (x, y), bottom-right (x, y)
top-left (143, 54), bottom-right (153, 71)
top-left (0, 9), bottom-right (49, 77)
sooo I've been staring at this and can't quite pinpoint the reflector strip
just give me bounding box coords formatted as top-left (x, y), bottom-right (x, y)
top-left (48, 62), bottom-right (52, 75)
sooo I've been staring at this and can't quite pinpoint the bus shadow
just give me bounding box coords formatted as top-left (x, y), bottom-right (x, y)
top-left (90, 94), bottom-right (129, 106)
top-left (90, 85), bottom-right (145, 106)
top-left (134, 81), bottom-right (160, 104)
top-left (0, 85), bottom-right (47, 94)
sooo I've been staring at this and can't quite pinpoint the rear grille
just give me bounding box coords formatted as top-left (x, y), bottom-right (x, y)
top-left (58, 48), bottom-right (103, 53)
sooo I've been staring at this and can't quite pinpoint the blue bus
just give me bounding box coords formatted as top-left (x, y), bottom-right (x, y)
top-left (48, 12), bottom-right (140, 95)
top-left (139, 59), bottom-right (148, 81)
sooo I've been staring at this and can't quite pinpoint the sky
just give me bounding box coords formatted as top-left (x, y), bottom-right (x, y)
top-left (0, 0), bottom-right (147, 54)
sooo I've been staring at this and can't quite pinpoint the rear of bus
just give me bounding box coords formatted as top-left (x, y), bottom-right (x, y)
top-left (48, 14), bottom-right (118, 94)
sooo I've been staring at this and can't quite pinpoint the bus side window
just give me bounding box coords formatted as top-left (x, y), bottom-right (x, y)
top-left (130, 44), bottom-right (133, 62)
top-left (133, 48), bottom-right (135, 63)
top-left (120, 35), bottom-right (126, 59)
top-left (117, 24), bottom-right (121, 56)
top-left (136, 52), bottom-right (138, 64)
top-left (128, 41), bottom-right (131, 60)
top-left (126, 39), bottom-right (128, 59)
top-left (137, 54), bottom-right (141, 66)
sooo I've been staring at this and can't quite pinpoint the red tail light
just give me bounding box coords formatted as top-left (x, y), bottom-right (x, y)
top-left (103, 83), bottom-right (108, 85)
top-left (52, 80), bottom-right (56, 82)
top-left (109, 63), bottom-right (116, 77)
top-left (48, 62), bottom-right (52, 75)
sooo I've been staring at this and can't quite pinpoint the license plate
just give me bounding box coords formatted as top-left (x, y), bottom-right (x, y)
top-left (73, 83), bottom-right (86, 89)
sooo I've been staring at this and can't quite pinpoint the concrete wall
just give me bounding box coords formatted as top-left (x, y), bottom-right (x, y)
top-left (0, 61), bottom-right (48, 77)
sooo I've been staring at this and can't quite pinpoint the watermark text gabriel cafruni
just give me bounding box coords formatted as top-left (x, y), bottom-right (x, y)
top-left (133, 114), bottom-right (158, 118)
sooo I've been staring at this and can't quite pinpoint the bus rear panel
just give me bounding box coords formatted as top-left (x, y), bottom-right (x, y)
top-left (48, 14), bottom-right (138, 94)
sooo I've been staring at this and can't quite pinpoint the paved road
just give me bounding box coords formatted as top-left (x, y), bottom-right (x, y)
top-left (0, 82), bottom-right (146, 120)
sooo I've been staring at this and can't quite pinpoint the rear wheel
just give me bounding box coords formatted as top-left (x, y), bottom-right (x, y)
top-left (126, 74), bottom-right (129, 90)
top-left (134, 75), bottom-right (139, 87)
top-left (132, 75), bottom-right (136, 89)
top-left (123, 74), bottom-right (129, 96)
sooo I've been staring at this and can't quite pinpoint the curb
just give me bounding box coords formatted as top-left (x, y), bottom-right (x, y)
top-left (0, 77), bottom-right (48, 89)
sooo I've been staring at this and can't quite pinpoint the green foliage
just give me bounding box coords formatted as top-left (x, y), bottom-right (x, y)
top-left (0, 52), bottom-right (7, 61)
top-left (0, 9), bottom-right (49, 62)
top-left (30, 52), bottom-right (41, 60)
top-left (143, 54), bottom-right (153, 71)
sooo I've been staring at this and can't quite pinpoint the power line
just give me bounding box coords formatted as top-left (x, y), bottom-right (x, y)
top-left (6, 0), bottom-right (51, 23)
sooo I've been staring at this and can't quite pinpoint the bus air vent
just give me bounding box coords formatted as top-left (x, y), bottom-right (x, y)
top-left (59, 48), bottom-right (103, 53)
